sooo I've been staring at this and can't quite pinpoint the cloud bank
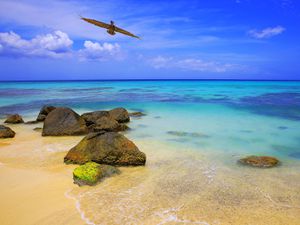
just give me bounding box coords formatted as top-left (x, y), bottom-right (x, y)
top-left (0, 30), bottom-right (121, 61)
top-left (0, 30), bottom-right (73, 58)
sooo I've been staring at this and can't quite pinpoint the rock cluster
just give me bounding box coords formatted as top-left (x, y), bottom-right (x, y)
top-left (12, 105), bottom-right (146, 186)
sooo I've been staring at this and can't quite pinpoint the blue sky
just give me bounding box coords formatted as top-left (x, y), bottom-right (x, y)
top-left (0, 0), bottom-right (299, 80)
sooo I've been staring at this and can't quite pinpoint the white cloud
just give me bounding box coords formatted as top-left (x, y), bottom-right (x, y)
top-left (78, 40), bottom-right (122, 61)
top-left (148, 56), bottom-right (239, 73)
top-left (177, 59), bottom-right (235, 72)
top-left (248, 26), bottom-right (285, 39)
top-left (0, 30), bottom-right (73, 58)
top-left (32, 31), bottom-right (73, 52)
top-left (0, 30), bottom-right (123, 61)
top-left (149, 56), bottom-right (173, 69)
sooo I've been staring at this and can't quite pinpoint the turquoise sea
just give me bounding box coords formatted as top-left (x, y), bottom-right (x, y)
top-left (1, 80), bottom-right (300, 160)
top-left (1, 80), bottom-right (300, 224)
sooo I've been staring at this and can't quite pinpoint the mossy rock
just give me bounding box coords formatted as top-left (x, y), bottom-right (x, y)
top-left (73, 162), bottom-right (120, 186)
top-left (239, 156), bottom-right (280, 168)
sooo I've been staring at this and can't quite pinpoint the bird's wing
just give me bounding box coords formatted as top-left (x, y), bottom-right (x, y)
top-left (115, 26), bottom-right (141, 39)
top-left (81, 17), bottom-right (110, 29)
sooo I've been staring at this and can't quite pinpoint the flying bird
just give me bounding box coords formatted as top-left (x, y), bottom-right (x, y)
top-left (81, 17), bottom-right (141, 39)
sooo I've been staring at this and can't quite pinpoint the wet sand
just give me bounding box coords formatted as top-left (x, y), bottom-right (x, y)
top-left (1, 122), bottom-right (300, 225)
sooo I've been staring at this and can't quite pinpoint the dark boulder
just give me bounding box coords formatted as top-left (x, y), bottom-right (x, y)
top-left (239, 156), bottom-right (280, 168)
top-left (73, 162), bottom-right (120, 186)
top-left (81, 111), bottom-right (109, 126)
top-left (42, 107), bottom-right (88, 136)
top-left (0, 125), bottom-right (15, 138)
top-left (92, 116), bottom-right (129, 132)
top-left (36, 105), bottom-right (56, 121)
top-left (4, 114), bottom-right (24, 124)
top-left (109, 108), bottom-right (130, 123)
top-left (64, 132), bottom-right (146, 166)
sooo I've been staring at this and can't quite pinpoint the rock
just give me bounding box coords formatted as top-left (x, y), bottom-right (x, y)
top-left (42, 107), bottom-right (88, 136)
top-left (25, 120), bottom-right (40, 124)
top-left (129, 112), bottom-right (146, 117)
top-left (36, 105), bottom-right (56, 121)
top-left (64, 132), bottom-right (146, 166)
top-left (0, 125), bottom-right (15, 138)
top-left (167, 131), bottom-right (210, 138)
top-left (33, 127), bottom-right (42, 132)
top-left (92, 116), bottom-right (129, 132)
top-left (81, 111), bottom-right (109, 126)
top-left (73, 162), bottom-right (120, 186)
top-left (239, 156), bottom-right (280, 168)
top-left (4, 114), bottom-right (24, 124)
top-left (109, 108), bottom-right (130, 123)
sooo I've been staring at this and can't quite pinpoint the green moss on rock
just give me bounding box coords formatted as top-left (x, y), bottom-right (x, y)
top-left (73, 162), bottom-right (120, 186)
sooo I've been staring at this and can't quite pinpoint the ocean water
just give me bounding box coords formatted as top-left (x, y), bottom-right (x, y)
top-left (1, 80), bottom-right (300, 224)
top-left (1, 80), bottom-right (300, 160)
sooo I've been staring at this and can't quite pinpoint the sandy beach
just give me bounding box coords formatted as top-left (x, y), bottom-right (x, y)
top-left (1, 120), bottom-right (300, 225)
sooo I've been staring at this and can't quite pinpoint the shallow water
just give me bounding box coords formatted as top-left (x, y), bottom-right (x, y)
top-left (1, 80), bottom-right (300, 224)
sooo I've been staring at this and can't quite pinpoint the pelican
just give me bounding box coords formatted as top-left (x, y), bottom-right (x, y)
top-left (81, 17), bottom-right (141, 39)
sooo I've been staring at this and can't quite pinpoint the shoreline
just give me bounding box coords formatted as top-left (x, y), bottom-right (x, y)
top-left (1, 111), bottom-right (300, 224)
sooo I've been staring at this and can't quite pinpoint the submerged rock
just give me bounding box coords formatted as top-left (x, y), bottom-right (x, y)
top-left (36, 105), bottom-right (56, 121)
top-left (288, 152), bottom-right (300, 159)
top-left (109, 107), bottom-right (130, 123)
top-left (42, 107), bottom-right (88, 136)
top-left (73, 162), bottom-right (120, 186)
top-left (167, 131), bottom-right (210, 138)
top-left (129, 112), bottom-right (146, 117)
top-left (4, 114), bottom-right (24, 124)
top-left (64, 132), bottom-right (146, 166)
top-left (0, 125), bottom-right (15, 138)
top-left (239, 156), bottom-right (280, 168)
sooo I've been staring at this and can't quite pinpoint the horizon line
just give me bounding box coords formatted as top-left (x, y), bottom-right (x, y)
top-left (1, 78), bottom-right (300, 82)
